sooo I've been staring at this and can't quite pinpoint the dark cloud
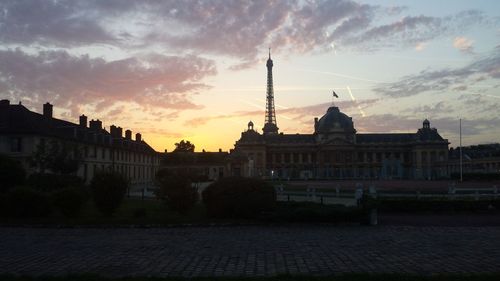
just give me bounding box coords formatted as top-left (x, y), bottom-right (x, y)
top-left (409, 101), bottom-right (452, 115)
top-left (0, 1), bottom-right (489, 69)
top-left (374, 48), bottom-right (500, 97)
top-left (184, 99), bottom-right (379, 128)
top-left (0, 0), bottom-right (115, 46)
top-left (355, 114), bottom-right (500, 138)
top-left (0, 48), bottom-right (216, 116)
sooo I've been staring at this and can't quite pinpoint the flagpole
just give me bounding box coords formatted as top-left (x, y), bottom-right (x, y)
top-left (459, 118), bottom-right (463, 182)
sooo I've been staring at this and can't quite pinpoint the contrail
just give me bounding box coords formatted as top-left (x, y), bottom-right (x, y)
top-left (240, 99), bottom-right (263, 110)
top-left (255, 98), bottom-right (289, 109)
top-left (346, 86), bottom-right (366, 117)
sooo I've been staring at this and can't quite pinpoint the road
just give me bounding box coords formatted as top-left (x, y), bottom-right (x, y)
top-left (1, 225), bottom-right (499, 277)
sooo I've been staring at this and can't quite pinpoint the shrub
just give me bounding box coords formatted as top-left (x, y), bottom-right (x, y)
top-left (90, 171), bottom-right (128, 216)
top-left (133, 208), bottom-right (148, 218)
top-left (52, 187), bottom-right (88, 218)
top-left (155, 169), bottom-right (198, 214)
top-left (202, 177), bottom-right (276, 218)
top-left (27, 173), bottom-right (84, 192)
top-left (3, 187), bottom-right (51, 218)
top-left (0, 154), bottom-right (26, 192)
top-left (263, 202), bottom-right (365, 223)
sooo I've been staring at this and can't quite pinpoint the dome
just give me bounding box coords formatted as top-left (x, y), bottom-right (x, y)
top-left (315, 107), bottom-right (355, 134)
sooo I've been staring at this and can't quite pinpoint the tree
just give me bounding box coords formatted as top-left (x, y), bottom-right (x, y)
top-left (173, 140), bottom-right (195, 152)
top-left (90, 171), bottom-right (128, 216)
top-left (0, 154), bottom-right (26, 191)
top-left (155, 168), bottom-right (198, 214)
top-left (202, 177), bottom-right (276, 219)
top-left (30, 139), bottom-right (82, 174)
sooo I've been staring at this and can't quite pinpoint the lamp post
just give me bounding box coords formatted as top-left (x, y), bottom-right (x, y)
top-left (460, 118), bottom-right (463, 182)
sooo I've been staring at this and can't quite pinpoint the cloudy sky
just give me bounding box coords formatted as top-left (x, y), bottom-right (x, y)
top-left (1, 0), bottom-right (499, 152)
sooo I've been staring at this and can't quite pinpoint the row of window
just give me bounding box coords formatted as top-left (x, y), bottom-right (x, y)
top-left (82, 163), bottom-right (158, 182)
top-left (83, 145), bottom-right (157, 164)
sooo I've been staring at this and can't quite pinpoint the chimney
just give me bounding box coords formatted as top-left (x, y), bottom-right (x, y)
top-left (0, 99), bottom-right (9, 108)
top-left (117, 127), bottom-right (123, 138)
top-left (79, 114), bottom-right (87, 127)
top-left (125, 129), bottom-right (132, 140)
top-left (43, 102), bottom-right (53, 118)
top-left (135, 133), bottom-right (142, 142)
top-left (89, 119), bottom-right (102, 131)
top-left (314, 117), bottom-right (319, 131)
top-left (110, 125), bottom-right (117, 136)
top-left (219, 148), bottom-right (222, 153)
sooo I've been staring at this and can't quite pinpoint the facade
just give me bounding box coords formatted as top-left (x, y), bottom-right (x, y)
top-left (232, 55), bottom-right (450, 180)
top-left (0, 100), bottom-right (160, 188)
top-left (448, 144), bottom-right (500, 175)
top-left (161, 151), bottom-right (229, 181)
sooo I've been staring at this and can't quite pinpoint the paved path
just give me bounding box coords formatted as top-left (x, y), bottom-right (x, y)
top-left (1, 225), bottom-right (500, 277)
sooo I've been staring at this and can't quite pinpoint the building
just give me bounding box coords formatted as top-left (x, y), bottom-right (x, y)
top-left (0, 100), bottom-right (160, 188)
top-left (232, 54), bottom-right (450, 180)
top-left (448, 144), bottom-right (500, 176)
top-left (160, 150), bottom-right (229, 181)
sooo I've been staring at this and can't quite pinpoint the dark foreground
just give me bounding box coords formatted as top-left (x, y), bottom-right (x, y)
top-left (1, 225), bottom-right (499, 277)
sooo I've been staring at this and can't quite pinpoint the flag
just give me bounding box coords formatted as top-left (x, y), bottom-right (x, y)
top-left (332, 90), bottom-right (339, 98)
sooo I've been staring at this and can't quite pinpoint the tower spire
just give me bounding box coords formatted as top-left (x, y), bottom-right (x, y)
top-left (263, 49), bottom-right (279, 135)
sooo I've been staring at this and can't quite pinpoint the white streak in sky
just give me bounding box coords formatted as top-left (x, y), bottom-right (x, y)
top-left (346, 86), bottom-right (366, 117)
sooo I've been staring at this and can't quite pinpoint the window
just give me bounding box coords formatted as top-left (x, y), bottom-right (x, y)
top-left (358, 152), bottom-right (364, 162)
top-left (10, 137), bottom-right (22, 152)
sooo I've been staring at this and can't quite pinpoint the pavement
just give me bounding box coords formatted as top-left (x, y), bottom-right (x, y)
top-left (1, 224), bottom-right (500, 277)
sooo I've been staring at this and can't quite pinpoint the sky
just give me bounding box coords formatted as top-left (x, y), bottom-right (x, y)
top-left (0, 0), bottom-right (499, 152)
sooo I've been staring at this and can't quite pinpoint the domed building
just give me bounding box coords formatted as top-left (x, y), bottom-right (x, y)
top-left (232, 55), bottom-right (449, 180)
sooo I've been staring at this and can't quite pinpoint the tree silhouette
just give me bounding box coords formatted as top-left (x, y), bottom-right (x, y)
top-left (30, 139), bottom-right (82, 174)
top-left (173, 140), bottom-right (195, 152)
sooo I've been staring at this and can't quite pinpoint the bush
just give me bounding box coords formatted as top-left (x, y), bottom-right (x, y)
top-left (202, 177), bottom-right (276, 218)
top-left (0, 154), bottom-right (26, 192)
top-left (263, 202), bottom-right (365, 223)
top-left (133, 208), bottom-right (148, 218)
top-left (27, 173), bottom-right (84, 192)
top-left (3, 187), bottom-right (51, 218)
top-left (450, 172), bottom-right (500, 181)
top-left (155, 169), bottom-right (198, 214)
top-left (90, 171), bottom-right (128, 216)
top-left (52, 187), bottom-right (88, 218)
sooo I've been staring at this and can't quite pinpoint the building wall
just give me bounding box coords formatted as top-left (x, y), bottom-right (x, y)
top-left (234, 142), bottom-right (449, 180)
top-left (0, 134), bottom-right (160, 189)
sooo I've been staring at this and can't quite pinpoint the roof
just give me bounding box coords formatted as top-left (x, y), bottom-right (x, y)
top-left (0, 102), bottom-right (156, 154)
top-left (264, 133), bottom-right (315, 144)
top-left (315, 107), bottom-right (356, 134)
top-left (162, 151), bottom-right (229, 165)
top-left (416, 127), bottom-right (445, 141)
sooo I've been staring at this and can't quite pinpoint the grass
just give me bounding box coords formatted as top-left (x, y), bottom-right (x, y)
top-left (0, 198), bottom-right (215, 226)
top-left (2, 274), bottom-right (500, 281)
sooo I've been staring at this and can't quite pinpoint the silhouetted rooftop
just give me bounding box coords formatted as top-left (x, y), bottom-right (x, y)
top-left (0, 102), bottom-right (156, 153)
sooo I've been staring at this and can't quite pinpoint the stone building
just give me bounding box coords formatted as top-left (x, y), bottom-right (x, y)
top-left (232, 54), bottom-right (449, 180)
top-left (160, 150), bottom-right (229, 181)
top-left (0, 100), bottom-right (160, 188)
top-left (448, 143), bottom-right (500, 176)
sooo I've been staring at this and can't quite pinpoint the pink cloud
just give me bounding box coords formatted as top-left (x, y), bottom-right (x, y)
top-left (0, 49), bottom-right (217, 116)
top-left (453, 36), bottom-right (474, 53)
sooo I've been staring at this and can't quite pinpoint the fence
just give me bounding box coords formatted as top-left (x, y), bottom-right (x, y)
top-left (274, 183), bottom-right (499, 205)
